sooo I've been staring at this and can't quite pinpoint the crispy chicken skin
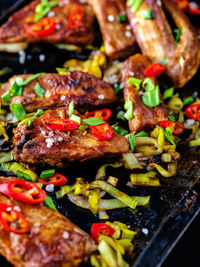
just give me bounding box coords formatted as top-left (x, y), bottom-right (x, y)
top-left (126, 0), bottom-right (200, 88)
top-left (1, 72), bottom-right (117, 112)
top-left (120, 54), bottom-right (167, 132)
top-left (88, 0), bottom-right (137, 59)
top-left (0, 0), bottom-right (95, 45)
top-left (0, 176), bottom-right (96, 267)
top-left (13, 107), bottom-right (129, 168)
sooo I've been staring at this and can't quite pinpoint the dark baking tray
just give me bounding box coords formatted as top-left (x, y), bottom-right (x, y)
top-left (0, 1), bottom-right (200, 266)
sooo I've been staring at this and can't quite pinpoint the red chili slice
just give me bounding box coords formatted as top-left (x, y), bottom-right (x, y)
top-left (175, 0), bottom-right (189, 9)
top-left (159, 120), bottom-right (184, 135)
top-left (68, 7), bottom-right (84, 29)
top-left (90, 122), bottom-right (114, 141)
top-left (185, 104), bottom-right (200, 120)
top-left (144, 63), bottom-right (166, 77)
top-left (0, 202), bottom-right (29, 234)
top-left (0, 180), bottom-right (46, 205)
top-left (91, 222), bottom-right (115, 243)
top-left (43, 119), bottom-right (79, 132)
top-left (38, 173), bottom-right (68, 186)
top-left (174, 0), bottom-right (200, 15)
top-left (25, 17), bottom-right (56, 37)
top-left (84, 109), bottom-right (112, 122)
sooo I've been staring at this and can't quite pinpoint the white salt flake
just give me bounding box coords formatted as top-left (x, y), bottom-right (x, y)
top-left (142, 228), bottom-right (149, 235)
top-left (13, 206), bottom-right (21, 212)
top-left (61, 95), bottom-right (66, 101)
top-left (98, 94), bottom-right (105, 100)
top-left (18, 50), bottom-right (26, 64)
top-left (108, 15), bottom-right (115, 22)
top-left (39, 54), bottom-right (45, 62)
top-left (63, 231), bottom-right (69, 239)
top-left (46, 138), bottom-right (54, 148)
top-left (47, 11), bottom-right (55, 17)
top-left (45, 184), bottom-right (55, 192)
top-left (58, 136), bottom-right (63, 142)
top-left (125, 31), bottom-right (132, 38)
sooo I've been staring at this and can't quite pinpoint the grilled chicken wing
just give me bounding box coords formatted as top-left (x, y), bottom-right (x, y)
top-left (1, 72), bottom-right (117, 112)
top-left (0, 176), bottom-right (96, 267)
top-left (120, 54), bottom-right (167, 132)
top-left (88, 0), bottom-right (137, 59)
top-left (13, 107), bottom-right (129, 168)
top-left (0, 0), bottom-right (95, 47)
top-left (126, 0), bottom-right (200, 88)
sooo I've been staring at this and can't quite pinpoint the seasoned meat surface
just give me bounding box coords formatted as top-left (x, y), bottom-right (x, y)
top-left (0, 176), bottom-right (96, 267)
top-left (0, 0), bottom-right (95, 45)
top-left (13, 107), bottom-right (129, 168)
top-left (120, 54), bottom-right (167, 132)
top-left (126, 0), bottom-right (200, 88)
top-left (88, 0), bottom-right (137, 59)
top-left (1, 72), bottom-right (117, 112)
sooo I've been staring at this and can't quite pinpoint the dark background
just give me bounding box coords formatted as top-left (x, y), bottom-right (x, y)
top-left (0, 0), bottom-right (200, 266)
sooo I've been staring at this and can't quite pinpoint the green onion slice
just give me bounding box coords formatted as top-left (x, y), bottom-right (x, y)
top-left (127, 0), bottom-right (143, 13)
top-left (174, 27), bottom-right (182, 45)
top-left (40, 169), bottom-right (55, 178)
top-left (124, 100), bottom-right (133, 120)
top-left (183, 96), bottom-right (194, 106)
top-left (163, 87), bottom-right (174, 100)
top-left (27, 109), bottom-right (44, 127)
top-left (142, 9), bottom-right (154, 19)
top-left (128, 77), bottom-right (142, 90)
top-left (82, 117), bottom-right (104, 126)
top-left (44, 195), bottom-right (57, 210)
top-left (34, 83), bottom-right (45, 98)
top-left (68, 100), bottom-right (74, 117)
top-left (34, 0), bottom-right (59, 22)
top-left (17, 170), bottom-right (32, 181)
top-left (10, 103), bottom-right (26, 121)
top-left (22, 73), bottom-right (45, 86)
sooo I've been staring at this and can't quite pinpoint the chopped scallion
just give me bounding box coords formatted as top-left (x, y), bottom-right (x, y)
top-left (116, 111), bottom-right (126, 121)
top-left (168, 115), bottom-right (176, 122)
top-left (82, 117), bottom-right (104, 126)
top-left (161, 57), bottom-right (168, 66)
top-left (179, 56), bottom-right (185, 67)
top-left (183, 96), bottom-right (194, 106)
top-left (128, 77), bottom-right (142, 90)
top-left (17, 170), bottom-right (32, 181)
top-left (27, 109), bottom-right (44, 127)
top-left (127, 0), bottom-right (143, 13)
top-left (125, 133), bottom-right (136, 152)
top-left (174, 27), bottom-right (182, 45)
top-left (124, 100), bottom-right (133, 120)
top-left (142, 9), bottom-right (154, 19)
top-left (70, 114), bottom-right (81, 125)
top-left (117, 13), bottom-right (127, 23)
top-left (68, 101), bottom-right (74, 117)
top-left (34, 83), bottom-right (45, 98)
top-left (10, 103), bottom-right (26, 121)
top-left (40, 169), bottom-right (55, 178)
top-left (112, 124), bottom-right (128, 136)
top-left (163, 87), bottom-right (174, 100)
top-left (44, 195), bottom-right (57, 210)
top-left (22, 73), bottom-right (45, 86)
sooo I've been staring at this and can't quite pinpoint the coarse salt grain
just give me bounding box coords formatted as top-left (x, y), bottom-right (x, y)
top-left (13, 206), bottom-right (21, 212)
top-left (108, 15), bottom-right (114, 22)
top-left (129, 71), bottom-right (135, 76)
top-left (39, 54), bottom-right (45, 62)
top-left (61, 95), bottom-right (66, 101)
top-left (58, 136), bottom-right (63, 141)
top-left (18, 50), bottom-right (26, 64)
top-left (125, 31), bottom-right (132, 38)
top-left (47, 11), bottom-right (55, 17)
top-left (98, 94), bottom-right (105, 100)
top-left (46, 138), bottom-right (54, 148)
top-left (55, 24), bottom-right (61, 30)
top-left (142, 228), bottom-right (148, 235)
top-left (45, 184), bottom-right (55, 192)
top-left (63, 231), bottom-right (69, 239)
top-left (126, 25), bottom-right (131, 30)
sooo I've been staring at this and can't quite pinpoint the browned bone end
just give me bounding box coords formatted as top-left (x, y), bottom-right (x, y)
top-left (88, 0), bottom-right (137, 59)
top-left (120, 53), bottom-right (167, 132)
top-left (0, 0), bottom-right (95, 45)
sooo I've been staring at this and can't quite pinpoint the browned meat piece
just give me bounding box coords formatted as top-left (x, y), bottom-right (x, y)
top-left (1, 72), bottom-right (117, 112)
top-left (126, 0), bottom-right (200, 88)
top-left (88, 0), bottom-right (137, 59)
top-left (0, 0), bottom-right (95, 46)
top-left (13, 107), bottom-right (129, 168)
top-left (0, 176), bottom-right (96, 267)
top-left (120, 54), bottom-right (167, 132)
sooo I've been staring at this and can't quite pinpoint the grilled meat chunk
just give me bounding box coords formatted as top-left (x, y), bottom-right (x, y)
top-left (88, 0), bottom-right (136, 59)
top-left (120, 54), bottom-right (167, 132)
top-left (1, 72), bottom-right (117, 112)
top-left (0, 176), bottom-right (96, 267)
top-left (13, 107), bottom-right (129, 168)
top-left (0, 0), bottom-right (95, 46)
top-left (126, 0), bottom-right (200, 88)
